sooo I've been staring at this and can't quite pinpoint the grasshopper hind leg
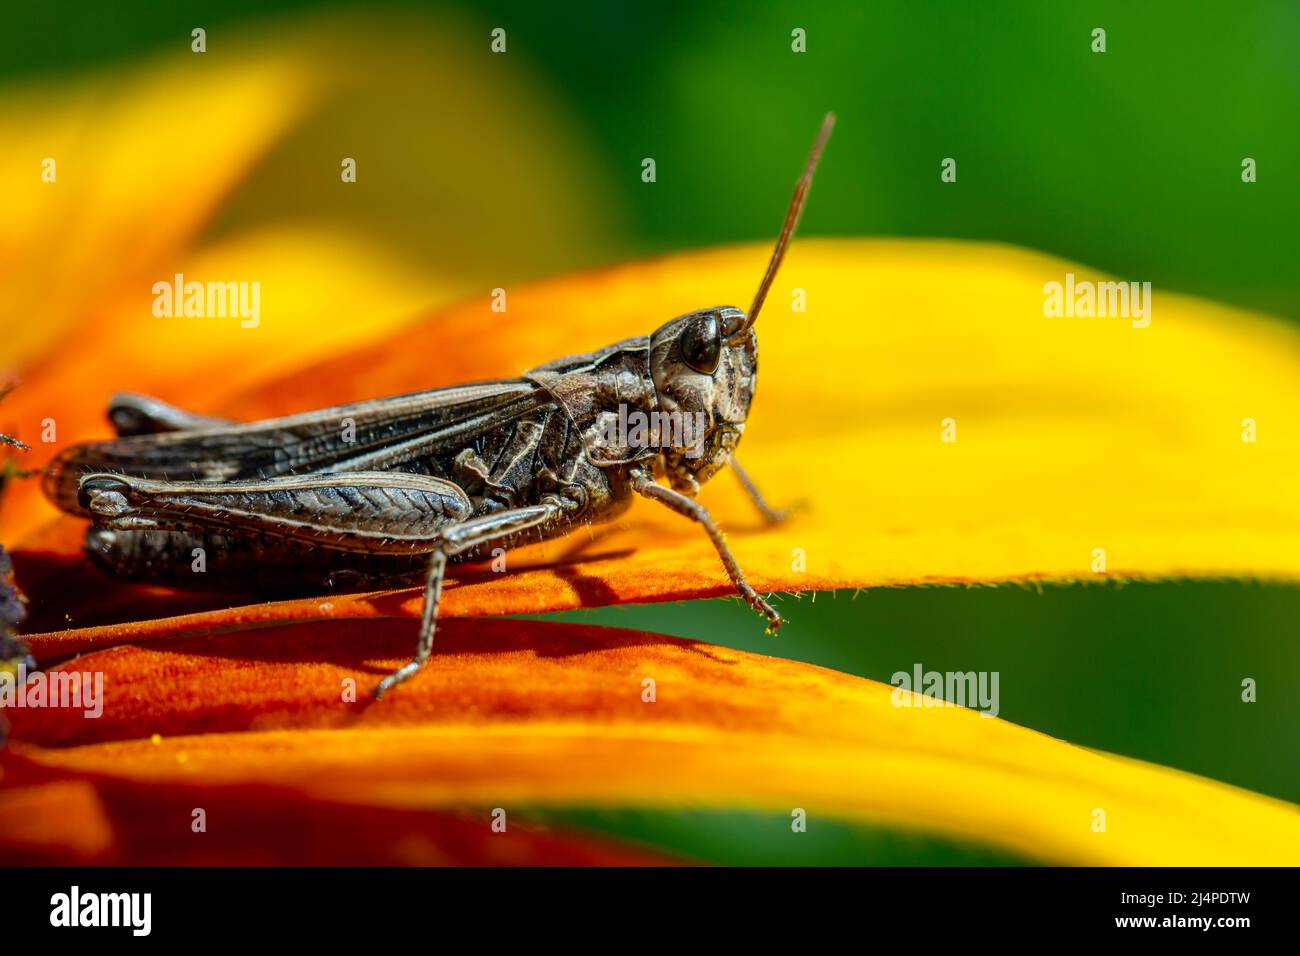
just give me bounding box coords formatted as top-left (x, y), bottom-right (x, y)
top-left (106, 393), bottom-right (235, 437)
top-left (85, 527), bottom-right (429, 592)
top-left (76, 470), bottom-right (571, 698)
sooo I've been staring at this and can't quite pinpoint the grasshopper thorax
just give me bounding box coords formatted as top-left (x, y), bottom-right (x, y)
top-left (648, 305), bottom-right (756, 494)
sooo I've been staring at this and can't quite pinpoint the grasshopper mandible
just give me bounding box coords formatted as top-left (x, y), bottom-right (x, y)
top-left (43, 113), bottom-right (835, 697)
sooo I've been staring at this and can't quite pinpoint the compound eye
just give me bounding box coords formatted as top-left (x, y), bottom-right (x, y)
top-left (680, 313), bottom-right (722, 374)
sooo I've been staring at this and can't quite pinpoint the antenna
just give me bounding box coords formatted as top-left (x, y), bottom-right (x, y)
top-left (739, 111), bottom-right (835, 336)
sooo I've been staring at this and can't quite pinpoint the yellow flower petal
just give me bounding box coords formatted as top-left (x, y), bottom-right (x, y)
top-left (0, 54), bottom-right (312, 369)
top-left (210, 238), bottom-right (1300, 589)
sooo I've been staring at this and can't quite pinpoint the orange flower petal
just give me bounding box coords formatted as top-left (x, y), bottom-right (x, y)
top-left (5, 618), bottom-right (1300, 865)
top-left (0, 763), bottom-right (676, 865)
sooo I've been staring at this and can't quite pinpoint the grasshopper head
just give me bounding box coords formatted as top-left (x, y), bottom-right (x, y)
top-left (648, 306), bottom-right (757, 493)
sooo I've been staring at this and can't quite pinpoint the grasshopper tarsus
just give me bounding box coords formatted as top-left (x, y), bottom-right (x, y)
top-left (749, 590), bottom-right (783, 634)
top-left (374, 661), bottom-right (423, 700)
top-left (42, 114), bottom-right (835, 697)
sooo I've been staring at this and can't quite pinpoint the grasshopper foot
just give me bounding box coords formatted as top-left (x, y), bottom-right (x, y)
top-left (374, 660), bottom-right (425, 700)
top-left (759, 499), bottom-right (805, 526)
top-left (741, 587), bottom-right (782, 634)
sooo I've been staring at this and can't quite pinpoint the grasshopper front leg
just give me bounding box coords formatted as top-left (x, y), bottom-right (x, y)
top-left (729, 456), bottom-right (800, 525)
top-left (630, 469), bottom-right (782, 632)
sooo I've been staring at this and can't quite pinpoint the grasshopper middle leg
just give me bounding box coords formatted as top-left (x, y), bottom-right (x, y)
top-left (373, 501), bottom-right (564, 697)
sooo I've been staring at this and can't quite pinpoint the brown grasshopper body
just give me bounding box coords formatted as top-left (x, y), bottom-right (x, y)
top-left (43, 114), bottom-right (835, 696)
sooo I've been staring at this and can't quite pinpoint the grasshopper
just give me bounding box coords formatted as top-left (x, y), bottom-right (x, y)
top-left (43, 114), bottom-right (835, 697)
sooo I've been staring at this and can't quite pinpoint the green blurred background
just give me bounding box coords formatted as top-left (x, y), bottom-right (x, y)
top-left (4, 0), bottom-right (1296, 864)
